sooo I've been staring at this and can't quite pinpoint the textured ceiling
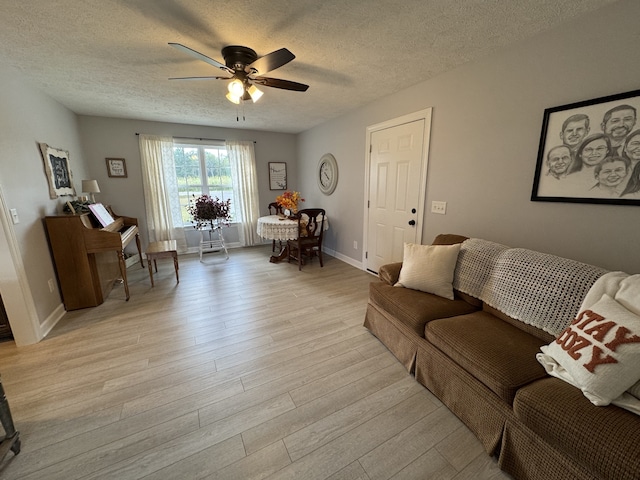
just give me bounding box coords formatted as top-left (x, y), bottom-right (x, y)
top-left (0, 0), bottom-right (619, 134)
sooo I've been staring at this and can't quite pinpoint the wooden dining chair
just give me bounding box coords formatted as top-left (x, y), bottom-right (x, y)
top-left (287, 208), bottom-right (326, 271)
top-left (267, 202), bottom-right (283, 251)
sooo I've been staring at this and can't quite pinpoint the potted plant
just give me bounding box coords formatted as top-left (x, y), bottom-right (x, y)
top-left (187, 194), bottom-right (232, 229)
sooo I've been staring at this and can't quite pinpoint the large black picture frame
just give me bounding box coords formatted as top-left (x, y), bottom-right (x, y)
top-left (531, 89), bottom-right (640, 206)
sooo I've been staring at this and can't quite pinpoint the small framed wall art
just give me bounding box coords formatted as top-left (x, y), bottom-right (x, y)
top-left (39, 142), bottom-right (76, 199)
top-left (106, 158), bottom-right (128, 178)
top-left (269, 162), bottom-right (287, 190)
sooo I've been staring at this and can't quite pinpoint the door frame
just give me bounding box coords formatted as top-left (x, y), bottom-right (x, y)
top-left (0, 184), bottom-right (42, 345)
top-left (362, 108), bottom-right (433, 271)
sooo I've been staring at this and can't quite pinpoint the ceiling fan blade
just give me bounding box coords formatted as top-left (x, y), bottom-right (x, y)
top-left (168, 43), bottom-right (233, 74)
top-left (169, 76), bottom-right (230, 81)
top-left (253, 77), bottom-right (309, 92)
top-left (246, 48), bottom-right (295, 75)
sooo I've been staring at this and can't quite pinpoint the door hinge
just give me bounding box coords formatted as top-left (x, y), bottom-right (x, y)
top-left (369, 144), bottom-right (372, 153)
top-left (365, 251), bottom-right (368, 259)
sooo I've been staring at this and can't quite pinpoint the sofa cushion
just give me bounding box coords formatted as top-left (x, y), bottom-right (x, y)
top-left (369, 281), bottom-right (478, 337)
top-left (483, 304), bottom-right (554, 343)
top-left (396, 243), bottom-right (461, 299)
top-left (514, 377), bottom-right (640, 480)
top-left (425, 311), bottom-right (548, 404)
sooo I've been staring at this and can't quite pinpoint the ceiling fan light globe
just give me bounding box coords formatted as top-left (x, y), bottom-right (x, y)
top-left (225, 92), bottom-right (241, 104)
top-left (247, 85), bottom-right (263, 103)
top-left (228, 79), bottom-right (244, 96)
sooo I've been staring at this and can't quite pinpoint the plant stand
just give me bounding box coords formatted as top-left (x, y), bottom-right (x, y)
top-left (199, 225), bottom-right (228, 262)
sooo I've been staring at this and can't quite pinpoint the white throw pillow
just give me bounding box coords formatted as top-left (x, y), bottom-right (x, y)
top-left (395, 243), bottom-right (461, 300)
top-left (537, 293), bottom-right (640, 407)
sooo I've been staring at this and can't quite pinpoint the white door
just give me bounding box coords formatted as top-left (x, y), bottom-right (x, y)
top-left (365, 113), bottom-right (430, 274)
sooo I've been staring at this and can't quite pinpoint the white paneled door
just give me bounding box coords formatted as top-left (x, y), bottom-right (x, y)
top-left (365, 111), bottom-right (431, 274)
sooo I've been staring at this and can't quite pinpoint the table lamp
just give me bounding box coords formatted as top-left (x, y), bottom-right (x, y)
top-left (81, 180), bottom-right (100, 203)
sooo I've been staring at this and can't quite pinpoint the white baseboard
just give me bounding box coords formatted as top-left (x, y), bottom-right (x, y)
top-left (40, 302), bottom-right (66, 339)
top-left (323, 247), bottom-right (363, 270)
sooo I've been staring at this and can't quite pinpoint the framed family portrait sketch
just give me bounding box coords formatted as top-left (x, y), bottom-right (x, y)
top-left (269, 162), bottom-right (287, 190)
top-left (531, 89), bottom-right (640, 206)
top-left (106, 158), bottom-right (128, 178)
top-left (39, 143), bottom-right (76, 199)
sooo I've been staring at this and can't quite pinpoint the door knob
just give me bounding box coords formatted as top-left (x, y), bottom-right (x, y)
top-left (408, 220), bottom-right (416, 226)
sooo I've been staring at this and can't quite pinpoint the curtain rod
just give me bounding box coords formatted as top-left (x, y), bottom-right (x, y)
top-left (135, 133), bottom-right (255, 143)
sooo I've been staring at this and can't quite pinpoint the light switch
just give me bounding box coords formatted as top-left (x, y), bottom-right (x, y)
top-left (9, 208), bottom-right (19, 224)
top-left (431, 201), bottom-right (447, 215)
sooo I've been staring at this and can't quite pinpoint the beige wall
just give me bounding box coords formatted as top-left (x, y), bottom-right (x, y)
top-left (298, 0), bottom-right (640, 273)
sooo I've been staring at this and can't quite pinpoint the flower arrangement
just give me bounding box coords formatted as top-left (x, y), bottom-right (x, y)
top-left (275, 190), bottom-right (304, 213)
top-left (187, 194), bottom-right (232, 229)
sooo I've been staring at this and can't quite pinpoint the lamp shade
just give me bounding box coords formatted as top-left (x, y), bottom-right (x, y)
top-left (81, 180), bottom-right (100, 193)
top-left (225, 92), bottom-right (241, 104)
top-left (227, 79), bottom-right (244, 97)
top-left (247, 84), bottom-right (263, 103)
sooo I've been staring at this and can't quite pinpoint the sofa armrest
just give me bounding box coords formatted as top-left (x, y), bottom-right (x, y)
top-left (378, 262), bottom-right (403, 285)
top-left (432, 233), bottom-right (468, 246)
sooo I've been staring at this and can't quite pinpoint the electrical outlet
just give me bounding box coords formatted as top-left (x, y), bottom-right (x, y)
top-left (353, 241), bottom-right (358, 250)
top-left (431, 201), bottom-right (447, 215)
top-left (48, 278), bottom-right (55, 293)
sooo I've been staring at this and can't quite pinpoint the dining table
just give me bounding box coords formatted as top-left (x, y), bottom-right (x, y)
top-left (256, 214), bottom-right (329, 263)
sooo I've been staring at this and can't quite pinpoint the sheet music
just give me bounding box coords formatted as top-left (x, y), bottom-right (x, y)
top-left (88, 203), bottom-right (115, 227)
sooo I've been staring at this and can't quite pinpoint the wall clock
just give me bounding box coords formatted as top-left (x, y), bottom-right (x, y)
top-left (317, 153), bottom-right (338, 195)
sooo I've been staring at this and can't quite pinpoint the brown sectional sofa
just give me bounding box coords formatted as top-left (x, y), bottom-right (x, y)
top-left (363, 234), bottom-right (640, 480)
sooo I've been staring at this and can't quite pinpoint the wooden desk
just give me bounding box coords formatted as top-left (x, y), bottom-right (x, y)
top-left (146, 240), bottom-right (179, 287)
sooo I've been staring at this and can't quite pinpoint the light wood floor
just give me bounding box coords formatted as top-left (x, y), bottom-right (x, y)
top-left (0, 246), bottom-right (512, 480)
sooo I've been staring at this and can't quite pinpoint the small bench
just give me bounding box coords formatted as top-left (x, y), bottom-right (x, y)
top-left (146, 240), bottom-right (179, 287)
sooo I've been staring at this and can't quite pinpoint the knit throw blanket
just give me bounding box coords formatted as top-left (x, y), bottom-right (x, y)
top-left (453, 239), bottom-right (608, 336)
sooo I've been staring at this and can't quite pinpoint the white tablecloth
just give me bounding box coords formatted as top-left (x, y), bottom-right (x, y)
top-left (257, 214), bottom-right (329, 241)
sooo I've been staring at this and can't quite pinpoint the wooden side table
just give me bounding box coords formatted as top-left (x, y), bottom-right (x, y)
top-left (0, 376), bottom-right (20, 462)
top-left (146, 240), bottom-right (179, 287)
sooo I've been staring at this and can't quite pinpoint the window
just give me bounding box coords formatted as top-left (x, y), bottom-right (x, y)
top-left (173, 143), bottom-right (237, 225)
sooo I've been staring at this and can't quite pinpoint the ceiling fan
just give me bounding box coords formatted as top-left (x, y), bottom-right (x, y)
top-left (168, 43), bottom-right (309, 104)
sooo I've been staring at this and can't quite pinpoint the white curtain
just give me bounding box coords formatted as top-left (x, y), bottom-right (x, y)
top-left (138, 134), bottom-right (187, 252)
top-left (226, 140), bottom-right (260, 246)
